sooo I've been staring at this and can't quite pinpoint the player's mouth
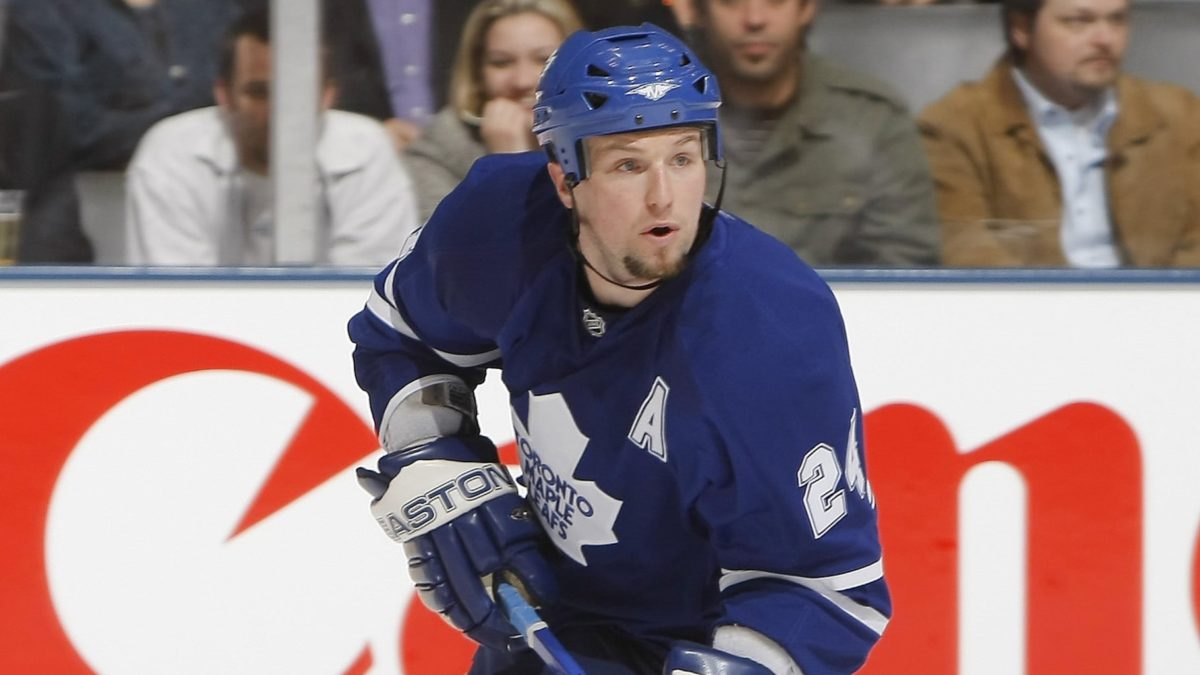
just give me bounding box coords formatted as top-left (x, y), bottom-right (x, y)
top-left (643, 223), bottom-right (681, 236)
top-left (642, 223), bottom-right (679, 243)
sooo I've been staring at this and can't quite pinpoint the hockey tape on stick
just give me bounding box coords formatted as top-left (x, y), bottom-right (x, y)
top-left (495, 582), bottom-right (587, 675)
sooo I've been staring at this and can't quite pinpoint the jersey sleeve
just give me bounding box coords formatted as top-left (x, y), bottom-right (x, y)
top-left (682, 242), bottom-right (890, 674)
top-left (348, 256), bottom-right (495, 432)
top-left (347, 151), bottom-right (562, 435)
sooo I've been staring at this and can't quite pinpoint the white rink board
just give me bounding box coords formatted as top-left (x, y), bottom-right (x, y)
top-left (0, 277), bottom-right (1196, 674)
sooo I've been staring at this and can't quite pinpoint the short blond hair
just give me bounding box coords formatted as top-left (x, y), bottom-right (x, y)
top-left (448, 0), bottom-right (584, 118)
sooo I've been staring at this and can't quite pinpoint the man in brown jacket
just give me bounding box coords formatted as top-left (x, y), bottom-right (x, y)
top-left (919, 0), bottom-right (1200, 267)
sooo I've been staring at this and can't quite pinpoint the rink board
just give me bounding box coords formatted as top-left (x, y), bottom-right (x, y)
top-left (0, 273), bottom-right (1197, 674)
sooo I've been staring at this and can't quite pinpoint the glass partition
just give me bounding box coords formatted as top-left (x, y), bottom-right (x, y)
top-left (1, 1), bottom-right (1197, 269)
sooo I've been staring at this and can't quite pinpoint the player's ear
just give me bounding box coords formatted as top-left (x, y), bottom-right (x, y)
top-left (546, 162), bottom-right (574, 209)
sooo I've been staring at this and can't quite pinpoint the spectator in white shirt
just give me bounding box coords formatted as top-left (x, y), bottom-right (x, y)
top-left (126, 6), bottom-right (419, 266)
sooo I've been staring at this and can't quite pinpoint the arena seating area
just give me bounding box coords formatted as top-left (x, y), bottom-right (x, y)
top-left (4, 2), bottom-right (1200, 265)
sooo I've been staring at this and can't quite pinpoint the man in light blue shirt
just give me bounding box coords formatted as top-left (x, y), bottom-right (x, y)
top-left (1012, 68), bottom-right (1119, 267)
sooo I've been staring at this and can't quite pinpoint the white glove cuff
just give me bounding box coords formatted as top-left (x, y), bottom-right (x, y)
top-left (712, 625), bottom-right (804, 675)
top-left (379, 375), bottom-right (479, 452)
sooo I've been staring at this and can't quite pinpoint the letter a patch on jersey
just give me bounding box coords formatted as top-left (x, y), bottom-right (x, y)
top-left (628, 376), bottom-right (670, 462)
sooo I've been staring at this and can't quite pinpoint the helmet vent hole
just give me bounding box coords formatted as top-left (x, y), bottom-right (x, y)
top-left (693, 76), bottom-right (709, 94)
top-left (583, 92), bottom-right (609, 110)
top-left (680, 54), bottom-right (692, 66)
top-left (587, 64), bottom-right (611, 78)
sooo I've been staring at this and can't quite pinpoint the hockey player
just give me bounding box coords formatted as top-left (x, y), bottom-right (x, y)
top-left (350, 24), bottom-right (890, 675)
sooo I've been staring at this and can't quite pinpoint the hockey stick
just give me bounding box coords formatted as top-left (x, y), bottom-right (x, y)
top-left (495, 580), bottom-right (587, 675)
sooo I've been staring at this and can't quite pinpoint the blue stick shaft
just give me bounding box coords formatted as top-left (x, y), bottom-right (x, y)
top-left (496, 582), bottom-right (587, 675)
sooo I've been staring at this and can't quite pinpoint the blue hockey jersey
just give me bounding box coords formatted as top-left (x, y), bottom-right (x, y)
top-left (349, 151), bottom-right (890, 674)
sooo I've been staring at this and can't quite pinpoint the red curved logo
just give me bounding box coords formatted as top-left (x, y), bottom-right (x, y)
top-left (0, 331), bottom-right (382, 671)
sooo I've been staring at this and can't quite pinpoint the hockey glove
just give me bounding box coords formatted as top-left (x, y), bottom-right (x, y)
top-left (357, 435), bottom-right (556, 651)
top-left (664, 642), bottom-right (773, 675)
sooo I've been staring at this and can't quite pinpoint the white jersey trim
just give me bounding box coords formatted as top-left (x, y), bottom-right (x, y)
top-left (380, 260), bottom-right (401, 307)
top-left (719, 560), bottom-right (888, 636)
top-left (365, 290), bottom-right (501, 368)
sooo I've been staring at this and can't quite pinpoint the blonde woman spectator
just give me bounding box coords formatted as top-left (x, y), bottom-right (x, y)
top-left (403, 0), bottom-right (582, 222)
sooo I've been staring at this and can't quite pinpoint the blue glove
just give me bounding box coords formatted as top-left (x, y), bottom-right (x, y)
top-left (663, 642), bottom-right (773, 675)
top-left (357, 436), bottom-right (556, 651)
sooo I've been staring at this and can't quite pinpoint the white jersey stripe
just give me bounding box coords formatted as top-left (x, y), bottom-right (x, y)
top-left (365, 290), bottom-right (502, 368)
top-left (437, 348), bottom-right (502, 368)
top-left (367, 289), bottom-right (419, 340)
top-left (719, 560), bottom-right (888, 636)
top-left (719, 559), bottom-right (884, 592)
top-left (382, 260), bottom-right (401, 307)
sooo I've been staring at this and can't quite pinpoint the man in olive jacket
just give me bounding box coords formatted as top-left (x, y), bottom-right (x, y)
top-left (694, 0), bottom-right (939, 267)
top-left (919, 0), bottom-right (1200, 267)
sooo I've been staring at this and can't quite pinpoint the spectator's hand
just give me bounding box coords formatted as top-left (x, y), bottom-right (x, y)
top-left (480, 98), bottom-right (536, 154)
top-left (383, 118), bottom-right (423, 152)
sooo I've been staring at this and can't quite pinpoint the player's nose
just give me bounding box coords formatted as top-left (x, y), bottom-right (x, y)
top-left (645, 165), bottom-right (674, 214)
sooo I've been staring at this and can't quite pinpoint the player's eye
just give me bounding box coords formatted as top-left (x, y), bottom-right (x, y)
top-left (672, 154), bottom-right (693, 167)
top-left (616, 159), bottom-right (638, 172)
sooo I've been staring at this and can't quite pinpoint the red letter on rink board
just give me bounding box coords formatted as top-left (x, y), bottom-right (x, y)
top-left (1193, 529), bottom-right (1200, 642)
top-left (861, 403), bottom-right (1142, 674)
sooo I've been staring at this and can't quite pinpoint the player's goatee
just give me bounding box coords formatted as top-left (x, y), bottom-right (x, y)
top-left (623, 253), bottom-right (687, 283)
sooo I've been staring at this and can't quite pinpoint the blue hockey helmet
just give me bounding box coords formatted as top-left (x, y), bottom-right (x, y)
top-left (532, 24), bottom-right (722, 186)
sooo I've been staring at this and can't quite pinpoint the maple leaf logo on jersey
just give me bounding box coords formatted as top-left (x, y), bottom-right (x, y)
top-left (627, 82), bottom-right (680, 101)
top-left (845, 408), bottom-right (876, 508)
top-left (512, 392), bottom-right (622, 566)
